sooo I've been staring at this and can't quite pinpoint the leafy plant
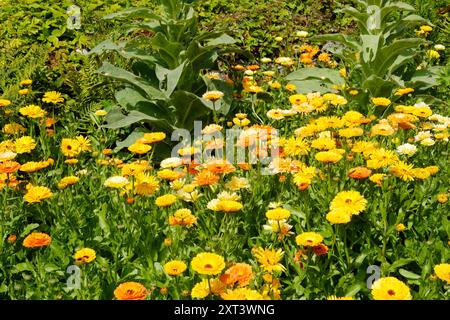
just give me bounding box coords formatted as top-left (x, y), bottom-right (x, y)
top-left (91, 0), bottom-right (239, 147)
top-left (287, 0), bottom-right (442, 108)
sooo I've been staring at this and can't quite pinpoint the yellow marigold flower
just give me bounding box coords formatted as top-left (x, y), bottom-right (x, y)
top-left (252, 247), bottom-right (285, 273)
top-left (266, 208), bottom-right (291, 221)
top-left (411, 168), bottom-right (431, 180)
top-left (224, 177), bottom-right (250, 191)
top-left (434, 263), bottom-right (450, 284)
top-left (20, 79), bottom-right (33, 86)
top-left (339, 68), bottom-right (347, 78)
top-left (338, 127), bottom-right (364, 138)
top-left (155, 194), bottom-right (177, 207)
top-left (330, 190), bottom-right (367, 216)
top-left (169, 208), bottom-right (197, 226)
top-left (3, 122), bottom-right (26, 135)
top-left (221, 288), bottom-right (264, 300)
top-left (284, 137), bottom-right (310, 156)
top-left (371, 97), bottom-right (391, 107)
top-left (394, 88), bottom-right (414, 96)
top-left (65, 159), bottom-right (79, 165)
top-left (19, 105), bottom-right (46, 118)
top-left (425, 166), bottom-right (439, 175)
top-left (24, 185), bottom-right (53, 203)
top-left (233, 117), bottom-right (251, 127)
top-left (94, 109), bottom-right (107, 116)
top-left (412, 107), bottom-right (433, 118)
top-left (157, 169), bottom-right (185, 181)
top-left (437, 193), bottom-right (448, 204)
top-left (58, 176), bottom-right (79, 189)
top-left (19, 89), bottom-right (30, 95)
top-left (371, 120), bottom-right (395, 137)
top-left (315, 150), bottom-right (343, 163)
top-left (369, 173), bottom-right (387, 186)
top-left (74, 248), bottom-right (96, 264)
top-left (427, 50), bottom-right (440, 59)
top-left (326, 209), bottom-right (352, 224)
top-left (311, 136), bottom-right (336, 150)
top-left (366, 148), bottom-right (399, 169)
top-left (349, 90), bottom-right (359, 96)
top-left (285, 84), bottom-right (297, 92)
top-left (23, 232), bottom-right (51, 248)
top-left (128, 142), bottom-right (151, 155)
top-left (0, 99), bottom-right (12, 107)
top-left (202, 91), bottom-right (224, 102)
top-left (295, 232), bottom-right (323, 247)
top-left (114, 282), bottom-right (147, 300)
top-left (164, 260), bottom-right (187, 276)
top-left (289, 94), bottom-right (308, 105)
top-left (14, 136), bottom-right (36, 154)
top-left (104, 176), bottom-right (129, 188)
top-left (76, 136), bottom-right (92, 152)
top-left (208, 199), bottom-right (243, 212)
top-left (266, 109), bottom-right (286, 120)
top-left (61, 138), bottom-right (81, 158)
top-left (191, 252), bottom-right (225, 275)
top-left (134, 173), bottom-right (159, 196)
top-left (42, 91), bottom-right (64, 104)
top-left (371, 277), bottom-right (411, 300)
top-left (141, 132), bottom-right (166, 144)
top-left (20, 161), bottom-right (51, 173)
top-left (390, 161), bottom-right (415, 181)
top-left (396, 223), bottom-right (406, 232)
top-left (191, 278), bottom-right (225, 299)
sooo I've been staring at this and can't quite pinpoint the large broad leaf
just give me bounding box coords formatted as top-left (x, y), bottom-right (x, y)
top-left (89, 40), bottom-right (157, 63)
top-left (150, 32), bottom-right (184, 68)
top-left (286, 68), bottom-right (344, 85)
top-left (103, 110), bottom-right (161, 129)
top-left (155, 61), bottom-right (186, 97)
top-left (206, 34), bottom-right (236, 47)
top-left (97, 62), bottom-right (166, 101)
top-left (374, 38), bottom-right (426, 76)
top-left (115, 88), bottom-right (170, 121)
top-left (408, 67), bottom-right (442, 90)
top-left (362, 74), bottom-right (395, 96)
top-left (311, 34), bottom-right (360, 51)
top-left (103, 7), bottom-right (161, 21)
top-left (171, 91), bottom-right (211, 130)
top-left (290, 80), bottom-right (335, 94)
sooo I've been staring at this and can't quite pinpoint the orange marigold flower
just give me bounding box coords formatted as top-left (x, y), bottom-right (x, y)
top-left (114, 282), bottom-right (148, 300)
top-left (312, 243), bottom-right (329, 256)
top-left (206, 159), bottom-right (236, 174)
top-left (23, 232), bottom-right (52, 248)
top-left (194, 170), bottom-right (220, 186)
top-left (0, 161), bottom-right (20, 174)
top-left (348, 166), bottom-right (372, 179)
top-left (220, 263), bottom-right (253, 287)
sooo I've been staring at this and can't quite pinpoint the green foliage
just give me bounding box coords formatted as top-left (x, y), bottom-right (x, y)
top-left (287, 0), bottom-right (443, 110)
top-left (196, 0), bottom-right (355, 57)
top-left (91, 0), bottom-right (239, 148)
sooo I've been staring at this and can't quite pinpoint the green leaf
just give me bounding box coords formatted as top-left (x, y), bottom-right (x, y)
top-left (155, 61), bottom-right (186, 97)
top-left (387, 258), bottom-right (414, 272)
top-left (103, 7), bottom-right (161, 21)
top-left (344, 283), bottom-right (364, 297)
top-left (206, 34), bottom-right (236, 47)
top-left (399, 269), bottom-right (421, 280)
top-left (289, 80), bottom-right (334, 94)
top-left (20, 223), bottom-right (40, 237)
top-left (97, 203), bottom-right (110, 237)
top-left (97, 62), bottom-right (166, 101)
top-left (171, 91), bottom-right (211, 130)
top-left (286, 68), bottom-right (344, 85)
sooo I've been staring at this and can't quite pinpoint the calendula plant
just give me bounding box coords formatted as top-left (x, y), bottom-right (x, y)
top-left (287, 0), bottom-right (443, 108)
top-left (91, 0), bottom-right (239, 149)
